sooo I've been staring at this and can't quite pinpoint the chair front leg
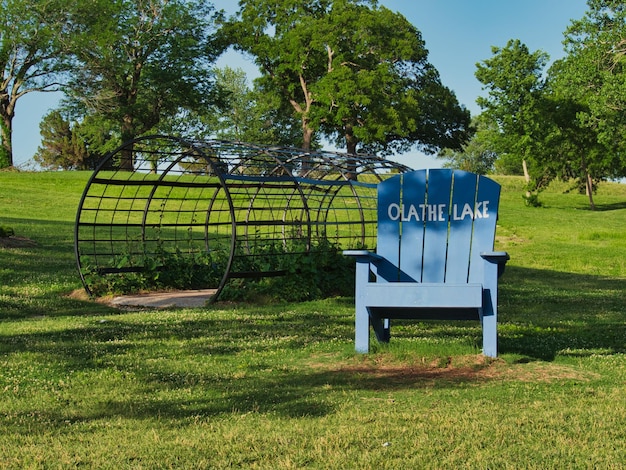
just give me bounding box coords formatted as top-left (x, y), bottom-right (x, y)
top-left (354, 258), bottom-right (370, 353)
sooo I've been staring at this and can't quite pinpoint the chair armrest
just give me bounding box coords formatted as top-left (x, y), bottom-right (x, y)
top-left (480, 251), bottom-right (510, 277)
top-left (342, 250), bottom-right (383, 262)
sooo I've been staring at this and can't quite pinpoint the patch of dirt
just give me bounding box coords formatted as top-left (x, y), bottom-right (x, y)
top-left (0, 236), bottom-right (38, 248)
top-left (67, 289), bottom-right (93, 302)
top-left (108, 289), bottom-right (217, 308)
top-left (326, 355), bottom-right (501, 386)
top-left (309, 354), bottom-right (598, 388)
top-left (67, 288), bottom-right (216, 309)
top-left (496, 234), bottom-right (526, 248)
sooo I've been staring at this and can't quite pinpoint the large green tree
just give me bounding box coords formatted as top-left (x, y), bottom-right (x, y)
top-left (62, 0), bottom-right (225, 170)
top-left (228, 0), bottom-right (470, 161)
top-left (475, 39), bottom-right (549, 188)
top-left (0, 0), bottom-right (68, 168)
top-left (554, 0), bottom-right (626, 188)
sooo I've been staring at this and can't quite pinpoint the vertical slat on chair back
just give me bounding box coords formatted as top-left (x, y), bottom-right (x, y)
top-left (468, 173), bottom-right (501, 282)
top-left (445, 170), bottom-right (478, 283)
top-left (419, 169), bottom-right (453, 282)
top-left (397, 170), bottom-right (427, 281)
top-left (376, 169), bottom-right (500, 283)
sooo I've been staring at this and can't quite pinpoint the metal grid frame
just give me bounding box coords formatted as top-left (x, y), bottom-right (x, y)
top-left (75, 135), bottom-right (410, 300)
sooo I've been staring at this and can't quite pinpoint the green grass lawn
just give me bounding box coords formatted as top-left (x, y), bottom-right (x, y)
top-left (1, 170), bottom-right (625, 468)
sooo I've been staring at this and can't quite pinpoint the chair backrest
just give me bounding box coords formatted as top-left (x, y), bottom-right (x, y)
top-left (376, 169), bottom-right (501, 284)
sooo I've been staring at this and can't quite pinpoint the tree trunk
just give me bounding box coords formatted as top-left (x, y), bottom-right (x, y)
top-left (302, 120), bottom-right (313, 151)
top-left (522, 158), bottom-right (531, 198)
top-left (580, 154), bottom-right (595, 210)
top-left (290, 72), bottom-right (315, 175)
top-left (119, 115), bottom-right (135, 171)
top-left (344, 124), bottom-right (358, 181)
top-left (0, 106), bottom-right (13, 168)
top-left (299, 119), bottom-right (314, 176)
top-left (585, 171), bottom-right (595, 211)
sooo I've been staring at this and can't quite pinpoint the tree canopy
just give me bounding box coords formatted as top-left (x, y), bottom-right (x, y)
top-left (61, 0), bottom-right (225, 169)
top-left (556, 0), bottom-right (626, 182)
top-left (12, 0), bottom-right (626, 199)
top-left (475, 40), bottom-right (549, 184)
top-left (227, 0), bottom-right (470, 158)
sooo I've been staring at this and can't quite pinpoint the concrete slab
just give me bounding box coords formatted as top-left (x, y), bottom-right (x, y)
top-left (109, 289), bottom-right (216, 308)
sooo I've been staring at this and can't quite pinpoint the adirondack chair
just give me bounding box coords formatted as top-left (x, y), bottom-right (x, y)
top-left (344, 169), bottom-right (509, 357)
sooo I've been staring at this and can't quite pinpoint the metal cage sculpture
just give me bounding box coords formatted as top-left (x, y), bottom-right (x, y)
top-left (75, 135), bottom-right (410, 301)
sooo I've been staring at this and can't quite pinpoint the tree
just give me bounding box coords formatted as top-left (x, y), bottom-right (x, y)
top-left (552, 0), bottom-right (626, 201)
top-left (437, 115), bottom-right (498, 175)
top-left (312, 1), bottom-right (471, 157)
top-left (475, 39), bottom-right (550, 200)
top-left (226, 0), bottom-right (327, 151)
top-left (0, 0), bottom-right (68, 168)
top-left (540, 59), bottom-right (609, 209)
top-left (202, 66), bottom-right (304, 146)
top-left (476, 39), bottom-right (554, 205)
top-left (34, 110), bottom-right (86, 170)
top-left (62, 0), bottom-right (225, 170)
top-left (158, 66), bottom-right (306, 148)
top-left (228, 0), bottom-right (470, 161)
top-left (34, 110), bottom-right (117, 170)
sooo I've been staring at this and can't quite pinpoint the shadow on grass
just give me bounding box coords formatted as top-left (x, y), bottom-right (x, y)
top-left (585, 201), bottom-right (626, 211)
top-left (0, 218), bottom-right (93, 319)
top-left (353, 266), bottom-right (625, 362)
top-left (1, 266), bottom-right (625, 430)
top-left (0, 305), bottom-right (500, 430)
top-left (5, 358), bottom-right (500, 434)
top-left (497, 266), bottom-right (626, 360)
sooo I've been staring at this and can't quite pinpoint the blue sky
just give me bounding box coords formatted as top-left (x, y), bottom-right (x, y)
top-left (13, 0), bottom-right (589, 168)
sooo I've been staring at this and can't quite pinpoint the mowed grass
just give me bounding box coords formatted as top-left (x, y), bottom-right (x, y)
top-left (1, 170), bottom-right (626, 468)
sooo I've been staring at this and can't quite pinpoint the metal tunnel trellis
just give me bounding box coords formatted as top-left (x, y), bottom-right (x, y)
top-left (75, 135), bottom-right (410, 301)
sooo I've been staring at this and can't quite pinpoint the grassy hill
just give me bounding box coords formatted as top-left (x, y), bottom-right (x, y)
top-left (1, 170), bottom-right (625, 467)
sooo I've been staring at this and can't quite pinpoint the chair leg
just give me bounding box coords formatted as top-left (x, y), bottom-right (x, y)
top-left (383, 318), bottom-right (391, 342)
top-left (481, 290), bottom-right (497, 358)
top-left (354, 261), bottom-right (371, 353)
top-left (481, 313), bottom-right (497, 358)
top-left (355, 304), bottom-right (370, 353)
top-left (369, 312), bottom-right (390, 343)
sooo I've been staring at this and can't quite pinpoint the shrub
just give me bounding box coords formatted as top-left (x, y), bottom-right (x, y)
top-left (220, 237), bottom-right (355, 302)
top-left (83, 236), bottom-right (356, 303)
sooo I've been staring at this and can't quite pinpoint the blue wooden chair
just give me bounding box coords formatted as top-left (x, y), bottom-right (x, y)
top-left (344, 169), bottom-right (509, 357)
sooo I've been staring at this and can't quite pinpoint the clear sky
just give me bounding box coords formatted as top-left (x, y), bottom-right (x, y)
top-left (12, 0), bottom-right (589, 168)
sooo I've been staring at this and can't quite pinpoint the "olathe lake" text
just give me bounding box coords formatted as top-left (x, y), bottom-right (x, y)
top-left (386, 201), bottom-right (491, 222)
